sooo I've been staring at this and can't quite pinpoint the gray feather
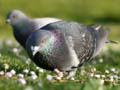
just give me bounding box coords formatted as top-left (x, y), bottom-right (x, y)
top-left (90, 24), bottom-right (102, 31)
top-left (26, 20), bottom-right (113, 79)
top-left (26, 21), bottom-right (97, 71)
top-left (6, 9), bottom-right (61, 48)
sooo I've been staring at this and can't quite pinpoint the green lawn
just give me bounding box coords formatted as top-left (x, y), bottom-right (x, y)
top-left (0, 38), bottom-right (120, 90)
top-left (0, 0), bottom-right (120, 90)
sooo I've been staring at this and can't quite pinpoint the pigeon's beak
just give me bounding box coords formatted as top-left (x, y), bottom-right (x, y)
top-left (6, 19), bottom-right (11, 24)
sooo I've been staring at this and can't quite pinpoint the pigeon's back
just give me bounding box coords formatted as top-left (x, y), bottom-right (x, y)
top-left (31, 18), bottom-right (61, 30)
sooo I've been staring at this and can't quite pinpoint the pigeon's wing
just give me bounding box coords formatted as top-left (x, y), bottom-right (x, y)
top-left (89, 24), bottom-right (102, 31)
top-left (41, 21), bottom-right (96, 66)
top-left (31, 18), bottom-right (61, 30)
top-left (42, 21), bottom-right (110, 65)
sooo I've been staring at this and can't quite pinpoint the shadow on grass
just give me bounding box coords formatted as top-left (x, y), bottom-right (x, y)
top-left (93, 16), bottom-right (120, 24)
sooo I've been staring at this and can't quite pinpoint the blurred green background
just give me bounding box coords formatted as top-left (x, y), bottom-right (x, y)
top-left (0, 0), bottom-right (120, 41)
top-left (0, 0), bottom-right (120, 90)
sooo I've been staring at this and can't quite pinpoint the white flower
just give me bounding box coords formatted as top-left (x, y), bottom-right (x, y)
top-left (31, 74), bottom-right (38, 80)
top-left (39, 68), bottom-right (44, 73)
top-left (0, 71), bottom-right (4, 75)
top-left (70, 77), bottom-right (75, 81)
top-left (3, 63), bottom-right (9, 70)
top-left (94, 74), bottom-right (100, 79)
top-left (12, 48), bottom-right (19, 55)
top-left (111, 68), bottom-right (116, 72)
top-left (109, 76), bottom-right (114, 82)
top-left (99, 58), bottom-right (103, 63)
top-left (25, 60), bottom-right (31, 65)
top-left (36, 67), bottom-right (40, 70)
top-left (17, 73), bottom-right (24, 78)
top-left (54, 69), bottom-right (60, 73)
top-left (10, 69), bottom-right (16, 75)
top-left (89, 72), bottom-right (94, 77)
top-left (25, 58), bottom-right (31, 65)
top-left (101, 75), bottom-right (105, 78)
top-left (90, 68), bottom-right (96, 73)
top-left (55, 76), bottom-right (62, 80)
top-left (5, 72), bottom-right (12, 78)
top-left (18, 78), bottom-right (26, 85)
top-left (113, 75), bottom-right (118, 79)
top-left (30, 71), bottom-right (36, 75)
top-left (23, 69), bottom-right (29, 74)
top-left (46, 74), bottom-right (53, 81)
top-left (36, 67), bottom-right (44, 73)
top-left (12, 48), bottom-right (18, 53)
top-left (105, 70), bottom-right (109, 74)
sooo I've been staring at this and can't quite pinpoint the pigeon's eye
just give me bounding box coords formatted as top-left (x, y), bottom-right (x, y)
top-left (12, 15), bottom-right (17, 19)
top-left (41, 39), bottom-right (46, 43)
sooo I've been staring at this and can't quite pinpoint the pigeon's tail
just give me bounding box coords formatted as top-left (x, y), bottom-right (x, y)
top-left (91, 24), bottom-right (118, 44)
top-left (93, 27), bottom-right (110, 57)
top-left (99, 27), bottom-right (109, 36)
top-left (105, 39), bottom-right (118, 44)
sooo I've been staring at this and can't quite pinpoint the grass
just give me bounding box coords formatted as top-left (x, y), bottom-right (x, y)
top-left (0, 0), bottom-right (120, 90)
top-left (0, 41), bottom-right (120, 90)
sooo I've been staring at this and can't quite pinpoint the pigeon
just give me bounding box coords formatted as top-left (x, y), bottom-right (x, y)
top-left (25, 21), bottom-right (110, 79)
top-left (6, 9), bottom-right (61, 48)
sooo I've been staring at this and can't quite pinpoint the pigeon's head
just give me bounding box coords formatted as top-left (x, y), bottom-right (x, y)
top-left (6, 10), bottom-right (28, 26)
top-left (26, 30), bottom-right (56, 57)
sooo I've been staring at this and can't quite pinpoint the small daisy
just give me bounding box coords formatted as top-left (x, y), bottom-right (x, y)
top-left (46, 74), bottom-right (53, 81)
top-left (18, 78), bottom-right (26, 85)
top-left (31, 74), bottom-right (38, 80)
top-left (23, 69), bottom-right (29, 74)
top-left (30, 71), bottom-right (36, 75)
top-left (10, 69), bottom-right (16, 75)
top-left (5, 72), bottom-right (13, 78)
top-left (0, 71), bottom-right (4, 75)
top-left (17, 73), bottom-right (24, 78)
